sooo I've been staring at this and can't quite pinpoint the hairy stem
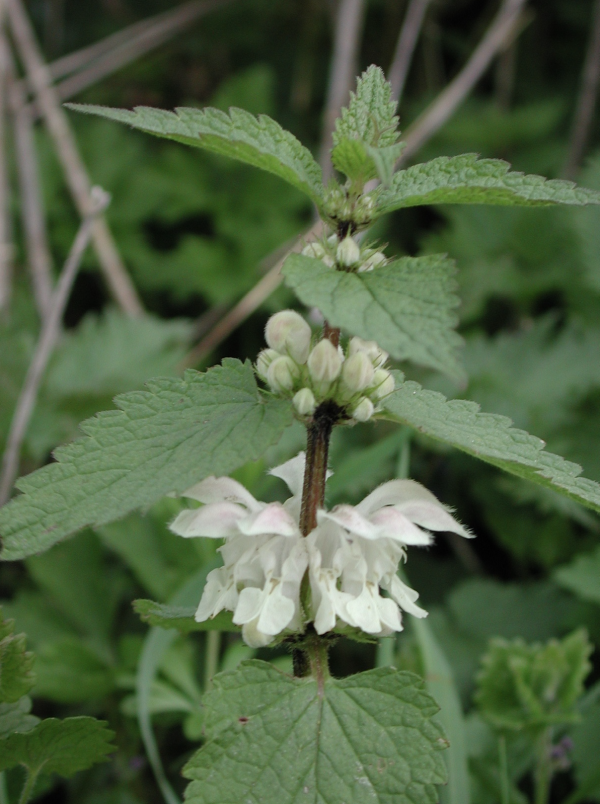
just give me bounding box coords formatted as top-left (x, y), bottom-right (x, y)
top-left (534, 728), bottom-right (553, 804)
top-left (18, 767), bottom-right (41, 804)
top-left (299, 409), bottom-right (334, 535)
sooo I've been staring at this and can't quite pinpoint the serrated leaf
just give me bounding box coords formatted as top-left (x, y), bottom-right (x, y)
top-left (133, 600), bottom-right (237, 633)
top-left (375, 154), bottom-right (600, 217)
top-left (0, 697), bottom-right (39, 740)
top-left (0, 611), bottom-right (35, 704)
top-left (553, 546), bottom-right (600, 605)
top-left (184, 660), bottom-right (448, 804)
top-left (366, 143), bottom-right (406, 186)
top-left (331, 137), bottom-right (376, 183)
top-left (0, 717), bottom-right (115, 777)
top-left (381, 377), bottom-right (600, 514)
top-left (333, 65), bottom-right (400, 150)
top-left (475, 630), bottom-right (592, 732)
top-left (283, 253), bottom-right (464, 380)
top-left (66, 103), bottom-right (323, 205)
top-left (0, 360), bottom-right (292, 561)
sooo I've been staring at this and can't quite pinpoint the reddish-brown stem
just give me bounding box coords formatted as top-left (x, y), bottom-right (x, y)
top-left (323, 321), bottom-right (340, 348)
top-left (299, 403), bottom-right (336, 536)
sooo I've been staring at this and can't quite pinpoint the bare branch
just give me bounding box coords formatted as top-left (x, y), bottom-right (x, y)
top-left (1, 35), bottom-right (54, 322)
top-left (387, 0), bottom-right (432, 105)
top-left (319, 0), bottom-right (367, 181)
top-left (399, 0), bottom-right (528, 165)
top-left (6, 0), bottom-right (144, 317)
top-left (0, 187), bottom-right (110, 506)
top-left (563, 0), bottom-right (600, 180)
top-left (0, 7), bottom-right (13, 316)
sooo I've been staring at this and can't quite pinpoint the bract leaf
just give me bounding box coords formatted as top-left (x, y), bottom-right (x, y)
top-left (184, 660), bottom-right (448, 804)
top-left (333, 65), bottom-right (400, 149)
top-left (0, 611), bottom-right (35, 703)
top-left (381, 376), bottom-right (600, 514)
top-left (283, 253), bottom-right (464, 380)
top-left (375, 154), bottom-right (600, 217)
top-left (66, 103), bottom-right (323, 205)
top-left (475, 630), bottom-right (592, 732)
top-left (0, 717), bottom-right (115, 777)
top-left (0, 360), bottom-right (292, 561)
top-left (133, 600), bottom-right (237, 633)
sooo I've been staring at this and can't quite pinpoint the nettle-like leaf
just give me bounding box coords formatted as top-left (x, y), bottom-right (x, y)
top-left (0, 697), bottom-right (39, 740)
top-left (283, 253), bottom-right (464, 380)
top-left (66, 103), bottom-right (324, 206)
top-left (375, 154), bottom-right (600, 217)
top-left (334, 65), bottom-right (400, 150)
top-left (0, 716), bottom-right (115, 777)
top-left (475, 630), bottom-right (592, 732)
top-left (0, 360), bottom-right (292, 561)
top-left (0, 610), bottom-right (35, 703)
top-left (184, 660), bottom-right (448, 804)
top-left (133, 600), bottom-right (237, 633)
top-left (381, 376), bottom-right (600, 514)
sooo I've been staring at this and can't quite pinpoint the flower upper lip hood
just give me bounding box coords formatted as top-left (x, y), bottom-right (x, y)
top-left (169, 453), bottom-right (473, 647)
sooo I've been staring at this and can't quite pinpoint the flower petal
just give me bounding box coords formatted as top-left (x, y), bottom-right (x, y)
top-left (345, 585), bottom-right (382, 633)
top-left (179, 476), bottom-right (261, 510)
top-left (368, 508), bottom-right (433, 545)
top-left (356, 479), bottom-right (442, 516)
top-left (232, 587), bottom-right (264, 625)
top-left (257, 584), bottom-right (296, 635)
top-left (377, 597), bottom-right (403, 632)
top-left (170, 502), bottom-right (246, 538)
top-left (395, 501), bottom-right (472, 538)
top-left (269, 453), bottom-right (306, 497)
top-left (238, 503), bottom-right (300, 537)
top-left (242, 619), bottom-right (274, 648)
top-left (387, 575), bottom-right (428, 618)
top-left (195, 567), bottom-right (237, 621)
top-left (320, 505), bottom-right (380, 539)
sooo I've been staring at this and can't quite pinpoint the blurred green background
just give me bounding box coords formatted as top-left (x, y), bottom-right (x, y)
top-left (2, 1), bottom-right (600, 802)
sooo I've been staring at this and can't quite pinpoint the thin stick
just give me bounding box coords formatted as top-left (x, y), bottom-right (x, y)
top-left (563, 0), bottom-right (600, 179)
top-left (387, 0), bottom-right (432, 105)
top-left (399, 0), bottom-right (528, 165)
top-left (6, 0), bottom-right (143, 317)
top-left (0, 188), bottom-right (110, 506)
top-left (0, 3), bottom-right (12, 316)
top-left (2, 35), bottom-right (54, 322)
top-left (319, 0), bottom-right (367, 181)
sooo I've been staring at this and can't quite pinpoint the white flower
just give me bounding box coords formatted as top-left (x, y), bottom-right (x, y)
top-left (170, 455), bottom-right (473, 645)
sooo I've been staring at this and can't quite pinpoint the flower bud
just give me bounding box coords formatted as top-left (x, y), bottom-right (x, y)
top-left (256, 348), bottom-right (279, 379)
top-left (370, 368), bottom-right (395, 400)
top-left (293, 388), bottom-right (316, 416)
top-left (359, 251), bottom-right (386, 273)
top-left (265, 310), bottom-right (311, 364)
top-left (336, 236), bottom-right (360, 268)
top-left (341, 352), bottom-right (375, 393)
top-left (267, 356), bottom-right (299, 393)
top-left (307, 339), bottom-right (342, 385)
top-left (348, 337), bottom-right (388, 368)
top-left (302, 242), bottom-right (326, 259)
top-left (351, 397), bottom-right (374, 422)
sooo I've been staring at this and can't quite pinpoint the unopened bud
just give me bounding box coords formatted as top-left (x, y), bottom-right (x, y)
top-left (370, 368), bottom-right (395, 400)
top-left (267, 356), bottom-right (299, 393)
top-left (265, 310), bottom-right (311, 364)
top-left (293, 388), bottom-right (316, 416)
top-left (348, 337), bottom-right (388, 368)
top-left (302, 242), bottom-right (326, 259)
top-left (352, 397), bottom-right (375, 422)
top-left (307, 339), bottom-right (342, 385)
top-left (359, 251), bottom-right (386, 273)
top-left (336, 236), bottom-right (360, 268)
top-left (341, 352), bottom-right (374, 393)
top-left (256, 348), bottom-right (279, 379)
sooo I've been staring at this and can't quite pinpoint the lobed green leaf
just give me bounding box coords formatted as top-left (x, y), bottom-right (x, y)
top-left (66, 103), bottom-right (324, 205)
top-left (0, 360), bottom-right (292, 561)
top-left (375, 154), bottom-right (600, 217)
top-left (184, 660), bottom-right (448, 804)
top-left (381, 376), bottom-right (600, 514)
top-left (283, 254), bottom-right (464, 380)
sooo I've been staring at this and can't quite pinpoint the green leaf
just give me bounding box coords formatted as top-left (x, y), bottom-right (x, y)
top-left (475, 630), bottom-right (592, 733)
top-left (0, 359), bottom-right (293, 561)
top-left (333, 65), bottom-right (400, 150)
top-left (282, 254), bottom-right (464, 380)
top-left (0, 611), bottom-right (35, 704)
top-left (571, 700), bottom-right (600, 801)
top-left (33, 639), bottom-right (114, 704)
top-left (66, 103), bottom-right (323, 206)
top-left (0, 697), bottom-right (39, 740)
top-left (554, 546), bottom-right (600, 605)
top-left (381, 377), bottom-right (600, 514)
top-left (0, 717), bottom-right (115, 777)
top-left (184, 660), bottom-right (448, 804)
top-left (331, 138), bottom-right (404, 185)
top-left (133, 600), bottom-right (237, 633)
top-left (375, 154), bottom-right (600, 217)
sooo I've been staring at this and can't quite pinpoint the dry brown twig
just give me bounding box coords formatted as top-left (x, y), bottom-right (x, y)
top-left (0, 187), bottom-right (111, 506)
top-left (563, 0), bottom-right (600, 180)
top-left (6, 0), bottom-right (143, 317)
top-left (1, 34), bottom-right (54, 323)
top-left (182, 0), bottom-right (530, 368)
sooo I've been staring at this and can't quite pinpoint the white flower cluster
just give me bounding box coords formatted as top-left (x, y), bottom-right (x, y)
top-left (302, 234), bottom-right (386, 273)
top-left (170, 454), bottom-right (472, 648)
top-left (256, 310), bottom-right (394, 423)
